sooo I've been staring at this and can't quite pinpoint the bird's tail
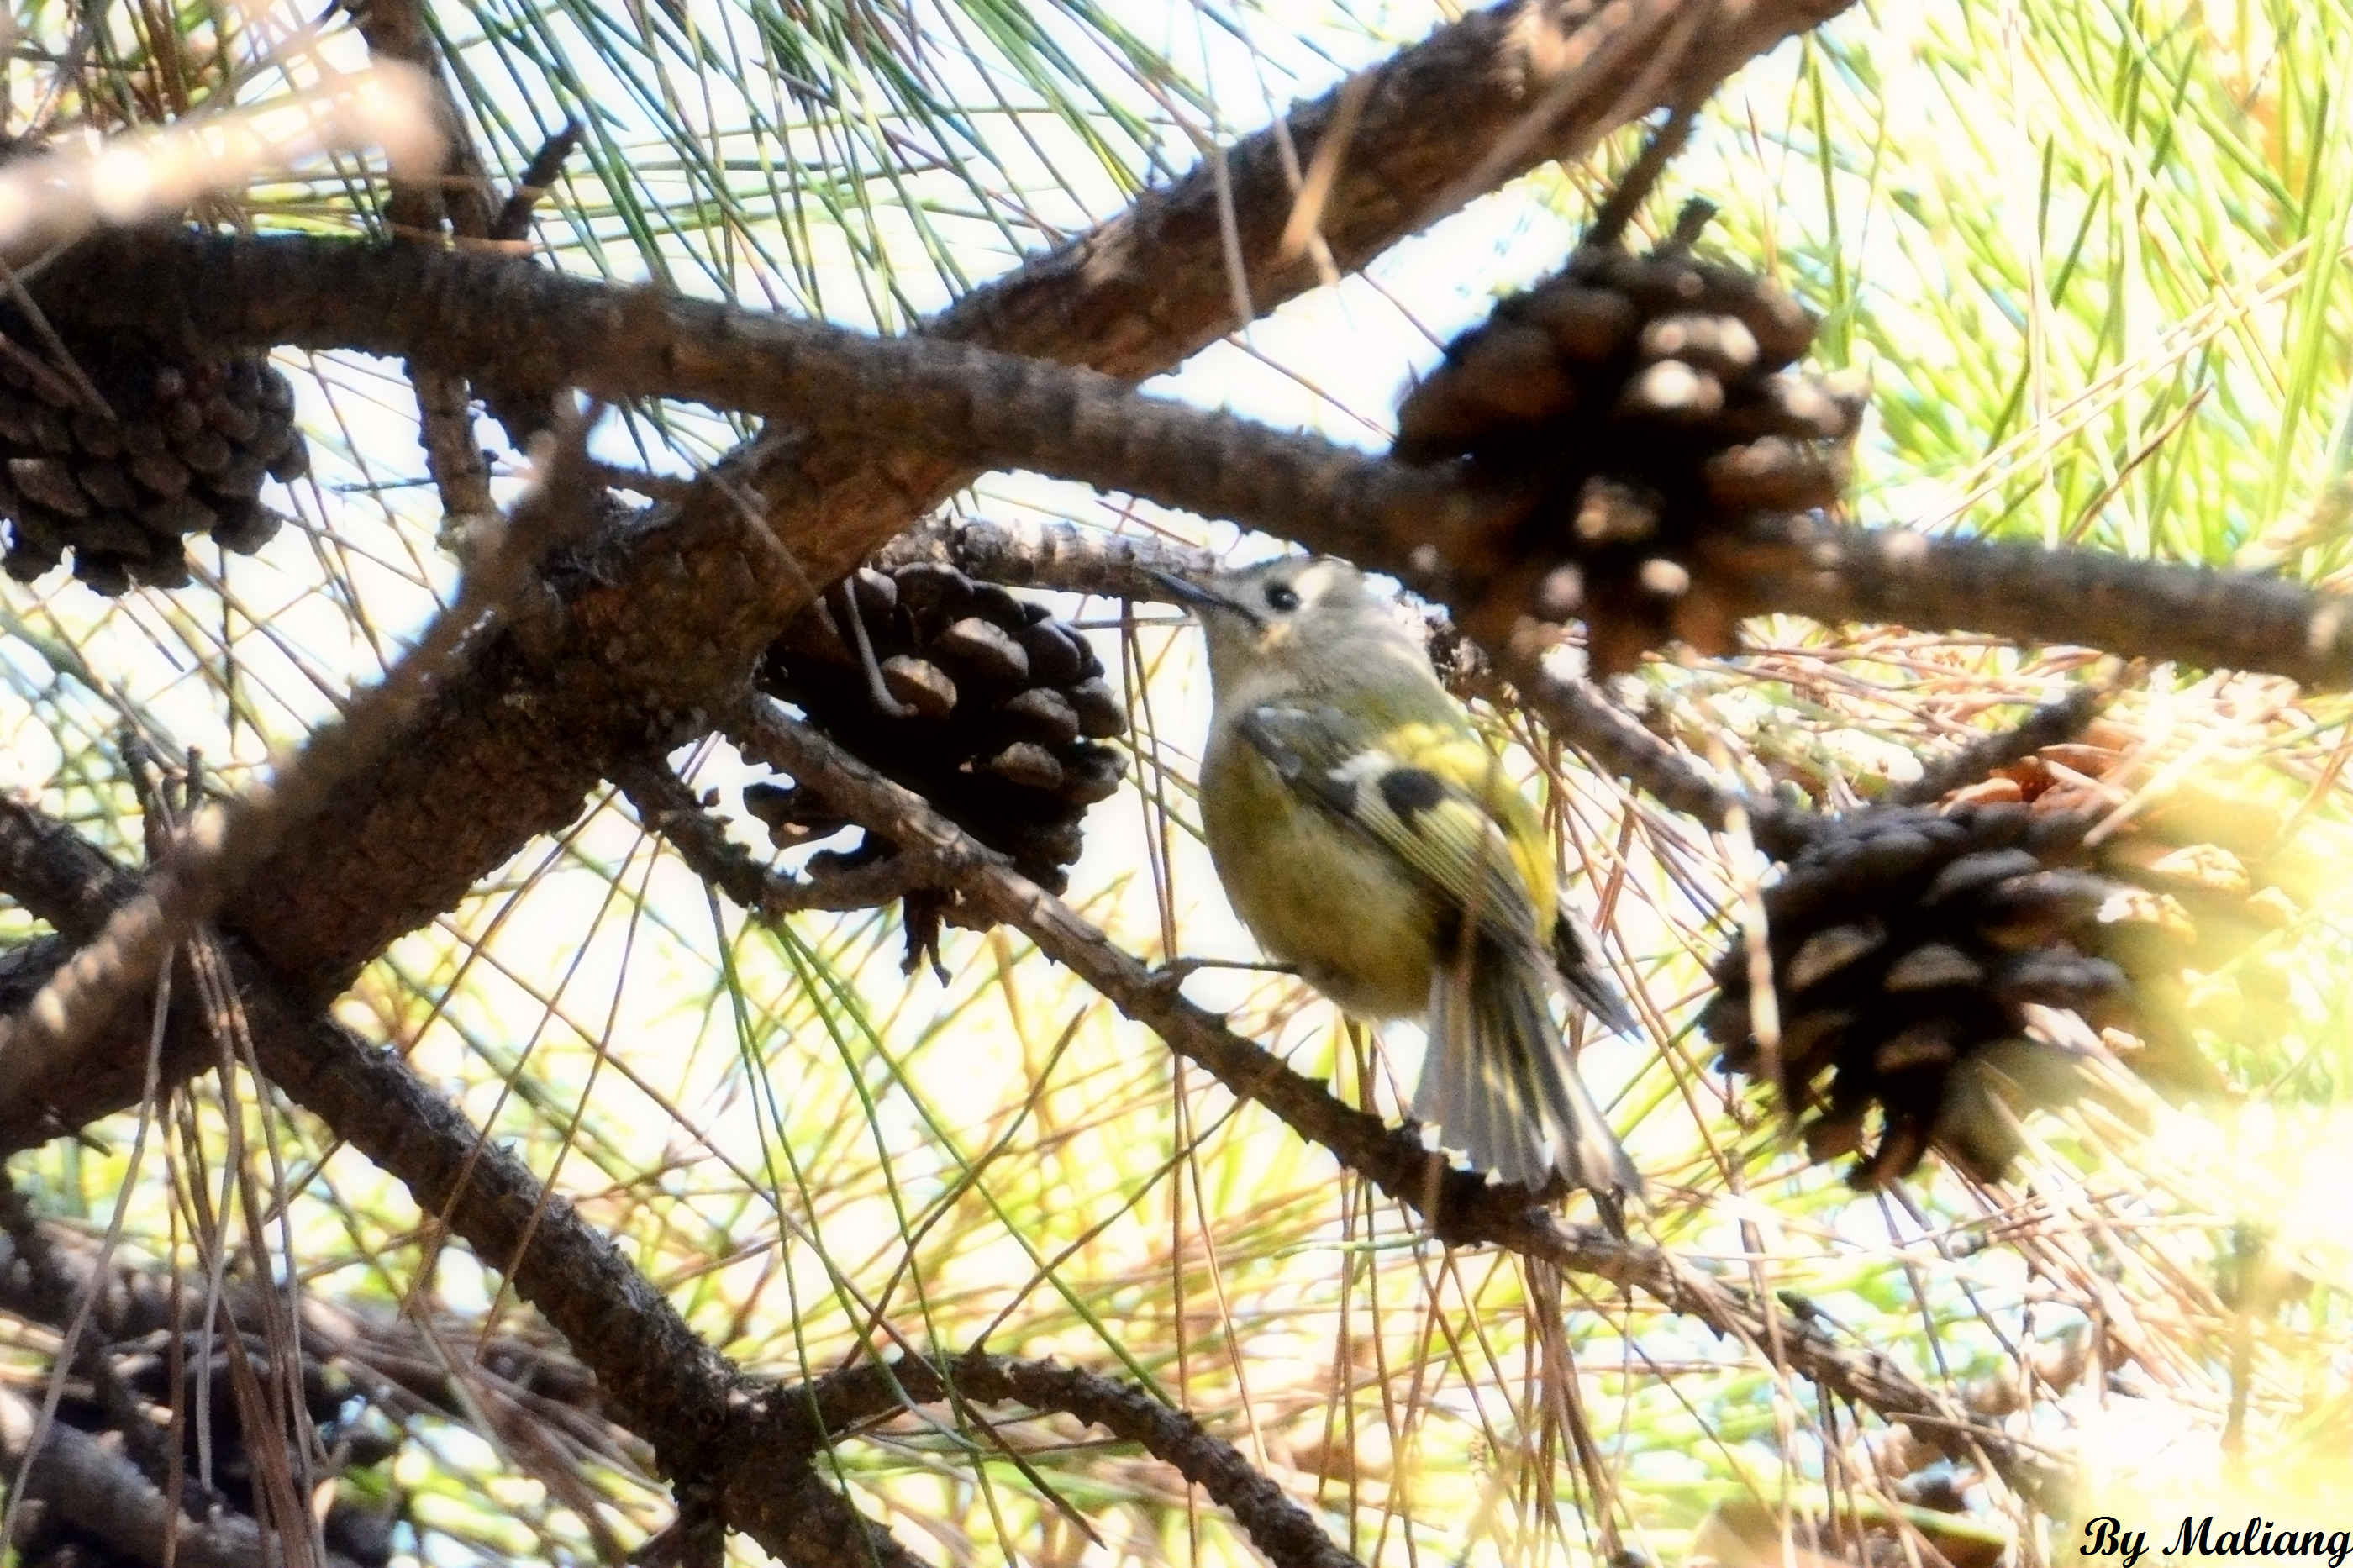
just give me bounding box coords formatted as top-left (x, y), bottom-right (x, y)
top-left (1553, 911), bottom-right (1639, 1038)
top-left (1418, 947), bottom-right (1643, 1226)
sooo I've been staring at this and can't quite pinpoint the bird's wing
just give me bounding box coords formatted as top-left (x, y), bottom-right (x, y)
top-left (1551, 902), bottom-right (1638, 1035)
top-left (1235, 703), bottom-right (1547, 957)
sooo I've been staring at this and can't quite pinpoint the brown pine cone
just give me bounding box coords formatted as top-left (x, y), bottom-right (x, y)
top-left (1702, 697), bottom-right (2315, 1188)
top-left (1392, 208), bottom-right (1864, 676)
top-left (1700, 800), bottom-right (2172, 1187)
top-left (0, 308), bottom-right (307, 592)
top-left (1953, 715), bottom-right (2306, 1090)
top-left (749, 560), bottom-right (1128, 968)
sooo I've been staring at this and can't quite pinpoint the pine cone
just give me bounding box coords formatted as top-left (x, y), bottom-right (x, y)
top-left (1703, 701), bottom-right (2311, 1188)
top-left (1392, 210), bottom-right (1863, 675)
top-left (1954, 715), bottom-right (2305, 1090)
top-left (0, 308), bottom-right (308, 592)
top-left (1699, 801), bottom-right (2162, 1187)
top-left (749, 560), bottom-right (1128, 967)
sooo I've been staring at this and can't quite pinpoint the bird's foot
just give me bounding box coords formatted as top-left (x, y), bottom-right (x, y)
top-left (1143, 956), bottom-right (1299, 997)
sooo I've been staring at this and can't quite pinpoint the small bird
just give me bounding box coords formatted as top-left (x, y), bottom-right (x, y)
top-left (1155, 555), bottom-right (1643, 1218)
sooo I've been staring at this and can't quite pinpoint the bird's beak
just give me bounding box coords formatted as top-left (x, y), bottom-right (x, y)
top-left (1144, 567), bottom-right (1254, 624)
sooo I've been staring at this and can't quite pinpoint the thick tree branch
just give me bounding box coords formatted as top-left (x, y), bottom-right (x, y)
top-left (724, 699), bottom-right (2068, 1504)
top-left (0, 1383), bottom-right (371, 1568)
top-left (0, 797), bottom-right (919, 1565)
top-left (923, 0), bottom-right (1854, 375)
top-left (48, 233), bottom-right (2353, 696)
top-left (4, 0), bottom-right (1839, 1139)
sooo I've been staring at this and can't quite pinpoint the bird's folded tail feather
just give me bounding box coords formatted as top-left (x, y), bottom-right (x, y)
top-left (1418, 951), bottom-right (1643, 1229)
top-left (1553, 913), bottom-right (1639, 1037)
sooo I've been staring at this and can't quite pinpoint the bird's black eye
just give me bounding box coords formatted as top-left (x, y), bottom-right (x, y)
top-left (1263, 582), bottom-right (1301, 613)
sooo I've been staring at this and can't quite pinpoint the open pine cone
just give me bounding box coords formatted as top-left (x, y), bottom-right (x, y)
top-left (750, 560), bottom-right (1127, 966)
top-left (1701, 801), bottom-right (2135, 1186)
top-left (1392, 208), bottom-right (1865, 675)
top-left (1953, 715), bottom-right (2304, 1087)
top-left (0, 307), bottom-right (307, 593)
top-left (1703, 714), bottom-right (2302, 1187)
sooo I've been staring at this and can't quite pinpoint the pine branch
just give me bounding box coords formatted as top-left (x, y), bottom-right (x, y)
top-left (1882, 684), bottom-right (2106, 808)
top-left (0, 1383), bottom-right (373, 1568)
top-left (0, 1171), bottom-right (187, 1506)
top-left (614, 756), bottom-right (942, 916)
top-left (0, 797), bottom-right (919, 1565)
top-left (874, 514), bottom-right (1220, 600)
top-left (1498, 647), bottom-right (1822, 859)
top-left (0, 802), bottom-right (218, 1148)
top-left (0, 1203), bottom-right (620, 1455)
top-left (0, 0), bottom-right (1829, 1131)
top-left (1725, 513), bottom-right (2353, 688)
top-left (758, 1351), bottom-right (1366, 1568)
top-left (50, 231), bottom-right (2353, 696)
top-left (724, 697), bottom-right (2069, 1505)
top-left (908, 515), bottom-right (1818, 854)
top-left (0, 413), bottom-right (608, 1123)
top-left (244, 966), bottom-right (929, 1568)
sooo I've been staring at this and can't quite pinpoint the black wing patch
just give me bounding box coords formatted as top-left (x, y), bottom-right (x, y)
top-left (1236, 703), bottom-right (1543, 951)
top-left (1377, 766), bottom-right (1447, 823)
top-left (1234, 706), bottom-right (1638, 1041)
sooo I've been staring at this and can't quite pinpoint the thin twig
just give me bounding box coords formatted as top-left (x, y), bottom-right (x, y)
top-left (767, 1351), bottom-right (1366, 1568)
top-left (724, 697), bottom-right (2067, 1503)
top-left (350, 0), bottom-right (503, 521)
top-left (492, 120), bottom-right (583, 244)
top-left (613, 755), bottom-right (942, 915)
top-left (1582, 101), bottom-right (1700, 250)
top-left (1882, 684), bottom-right (2107, 808)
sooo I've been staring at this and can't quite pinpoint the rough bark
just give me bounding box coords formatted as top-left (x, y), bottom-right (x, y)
top-left (8, 0), bottom-right (1850, 1029)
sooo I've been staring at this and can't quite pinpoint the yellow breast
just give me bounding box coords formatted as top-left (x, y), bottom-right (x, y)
top-left (1200, 738), bottom-right (1439, 1019)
